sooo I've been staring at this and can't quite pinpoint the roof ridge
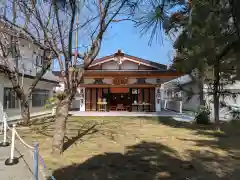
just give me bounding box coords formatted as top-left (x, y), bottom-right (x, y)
top-left (91, 51), bottom-right (167, 70)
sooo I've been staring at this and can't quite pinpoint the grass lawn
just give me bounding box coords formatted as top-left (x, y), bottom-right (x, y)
top-left (18, 116), bottom-right (240, 180)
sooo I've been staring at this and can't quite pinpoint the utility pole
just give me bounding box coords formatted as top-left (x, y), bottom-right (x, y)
top-left (74, 0), bottom-right (80, 62)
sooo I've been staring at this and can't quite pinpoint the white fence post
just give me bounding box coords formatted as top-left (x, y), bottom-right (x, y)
top-left (5, 124), bottom-right (19, 165)
top-left (0, 116), bottom-right (10, 147)
top-left (52, 106), bottom-right (56, 116)
top-left (164, 100), bottom-right (167, 109)
top-left (179, 101), bottom-right (183, 114)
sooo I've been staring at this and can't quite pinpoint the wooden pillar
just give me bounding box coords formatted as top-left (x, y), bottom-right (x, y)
top-left (98, 88), bottom-right (102, 99)
top-left (85, 88), bottom-right (91, 111)
top-left (107, 88), bottom-right (110, 111)
top-left (91, 88), bottom-right (97, 111)
top-left (144, 88), bottom-right (149, 103)
top-left (150, 88), bottom-right (155, 111)
top-left (138, 88), bottom-right (142, 103)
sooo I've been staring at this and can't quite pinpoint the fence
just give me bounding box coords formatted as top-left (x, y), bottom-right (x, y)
top-left (0, 105), bottom-right (56, 180)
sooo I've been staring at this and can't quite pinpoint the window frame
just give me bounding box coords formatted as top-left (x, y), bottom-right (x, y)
top-left (3, 87), bottom-right (19, 109)
top-left (32, 89), bottom-right (50, 107)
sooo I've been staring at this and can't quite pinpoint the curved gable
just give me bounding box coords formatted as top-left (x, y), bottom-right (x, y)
top-left (88, 50), bottom-right (167, 71)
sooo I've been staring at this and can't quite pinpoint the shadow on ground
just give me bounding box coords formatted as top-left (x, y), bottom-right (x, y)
top-left (154, 116), bottom-right (240, 154)
top-left (63, 123), bottom-right (99, 151)
top-left (47, 141), bottom-right (239, 180)
top-left (21, 116), bottom-right (102, 152)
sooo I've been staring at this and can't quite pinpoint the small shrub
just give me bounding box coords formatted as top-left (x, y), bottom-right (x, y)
top-left (195, 106), bottom-right (211, 125)
top-left (45, 96), bottom-right (58, 109)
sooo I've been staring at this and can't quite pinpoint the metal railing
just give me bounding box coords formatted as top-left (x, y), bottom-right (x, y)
top-left (0, 103), bottom-right (56, 180)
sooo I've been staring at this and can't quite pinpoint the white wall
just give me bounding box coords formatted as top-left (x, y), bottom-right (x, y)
top-left (128, 78), bottom-right (137, 84)
top-left (0, 30), bottom-right (55, 81)
top-left (98, 59), bottom-right (141, 70)
top-left (71, 87), bottom-right (86, 111)
top-left (205, 90), bottom-right (240, 120)
top-left (180, 80), bottom-right (240, 120)
top-left (103, 78), bottom-right (112, 84)
top-left (146, 78), bottom-right (157, 84)
top-left (102, 61), bottom-right (119, 69)
top-left (84, 79), bottom-right (95, 84)
top-left (18, 39), bottom-right (43, 76)
top-left (98, 59), bottom-right (153, 70)
top-left (181, 83), bottom-right (200, 112)
top-left (155, 87), bottom-right (161, 112)
top-left (0, 73), bottom-right (56, 118)
top-left (71, 100), bottom-right (80, 110)
top-left (121, 61), bottom-right (138, 70)
top-left (166, 100), bottom-right (182, 113)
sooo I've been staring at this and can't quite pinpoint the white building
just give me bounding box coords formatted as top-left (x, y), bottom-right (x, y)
top-left (0, 20), bottom-right (58, 119)
top-left (163, 74), bottom-right (240, 120)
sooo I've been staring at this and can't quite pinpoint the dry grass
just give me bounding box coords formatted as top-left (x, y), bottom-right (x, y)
top-left (18, 116), bottom-right (240, 180)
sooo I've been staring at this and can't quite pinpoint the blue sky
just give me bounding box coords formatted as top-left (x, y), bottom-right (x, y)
top-left (97, 21), bottom-right (175, 65)
top-left (54, 21), bottom-right (175, 70)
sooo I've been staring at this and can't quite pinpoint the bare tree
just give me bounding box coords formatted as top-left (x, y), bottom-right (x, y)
top-left (16, 0), bottom-right (139, 154)
top-left (0, 0), bottom-right (54, 124)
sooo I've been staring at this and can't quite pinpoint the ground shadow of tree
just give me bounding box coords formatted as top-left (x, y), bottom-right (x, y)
top-left (151, 116), bottom-right (240, 174)
top-left (47, 141), bottom-right (230, 180)
top-left (151, 116), bottom-right (240, 155)
top-left (63, 123), bottom-right (99, 151)
top-left (25, 117), bottom-right (101, 152)
top-left (188, 149), bottom-right (240, 180)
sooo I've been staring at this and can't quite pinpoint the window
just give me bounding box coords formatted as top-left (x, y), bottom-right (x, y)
top-left (132, 88), bottom-right (139, 94)
top-left (132, 88), bottom-right (139, 103)
top-left (32, 89), bottom-right (49, 107)
top-left (3, 88), bottom-right (19, 109)
top-left (36, 55), bottom-right (43, 67)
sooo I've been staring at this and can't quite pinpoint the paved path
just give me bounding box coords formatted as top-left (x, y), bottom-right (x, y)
top-left (70, 109), bottom-right (185, 116)
top-left (0, 136), bottom-right (34, 180)
top-left (7, 110), bottom-right (52, 122)
top-left (70, 110), bottom-right (194, 122)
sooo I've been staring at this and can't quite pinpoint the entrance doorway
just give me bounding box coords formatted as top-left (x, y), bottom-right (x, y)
top-left (110, 88), bottom-right (131, 111)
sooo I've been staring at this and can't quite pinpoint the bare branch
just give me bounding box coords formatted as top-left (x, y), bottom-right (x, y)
top-left (112, 18), bottom-right (137, 23)
top-left (52, 0), bottom-right (68, 59)
top-left (1, 18), bottom-right (45, 49)
top-left (28, 53), bottom-right (53, 98)
top-left (84, 0), bottom-right (128, 69)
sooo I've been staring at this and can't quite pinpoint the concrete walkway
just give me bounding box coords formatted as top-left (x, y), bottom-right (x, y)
top-left (0, 136), bottom-right (34, 180)
top-left (0, 135), bottom-right (46, 180)
top-left (6, 110), bottom-right (52, 122)
top-left (70, 110), bottom-right (194, 122)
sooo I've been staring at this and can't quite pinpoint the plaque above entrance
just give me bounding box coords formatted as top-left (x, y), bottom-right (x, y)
top-left (112, 77), bottom-right (128, 85)
top-left (110, 88), bottom-right (129, 93)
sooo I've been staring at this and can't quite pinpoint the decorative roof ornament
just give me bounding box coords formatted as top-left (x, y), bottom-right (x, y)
top-left (166, 64), bottom-right (171, 69)
top-left (118, 58), bottom-right (122, 65)
top-left (114, 49), bottom-right (124, 65)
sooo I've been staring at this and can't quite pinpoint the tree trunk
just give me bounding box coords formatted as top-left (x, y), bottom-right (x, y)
top-left (213, 91), bottom-right (220, 129)
top-left (213, 61), bottom-right (220, 130)
top-left (52, 97), bottom-right (71, 155)
top-left (20, 100), bottom-right (30, 125)
top-left (198, 72), bottom-right (205, 106)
